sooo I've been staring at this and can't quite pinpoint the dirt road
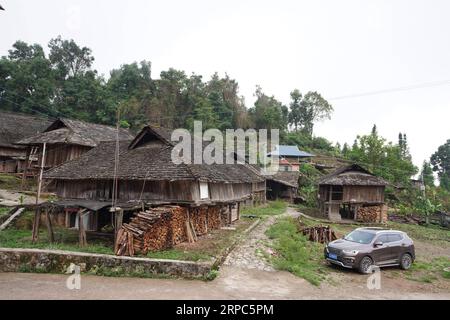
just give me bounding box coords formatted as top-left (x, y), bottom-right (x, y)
top-left (0, 206), bottom-right (448, 300)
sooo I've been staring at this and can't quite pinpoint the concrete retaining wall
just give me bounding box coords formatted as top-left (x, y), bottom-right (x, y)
top-left (0, 248), bottom-right (212, 278)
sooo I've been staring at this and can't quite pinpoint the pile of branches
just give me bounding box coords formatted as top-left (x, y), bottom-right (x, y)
top-left (300, 225), bottom-right (337, 244)
top-left (388, 214), bottom-right (423, 225)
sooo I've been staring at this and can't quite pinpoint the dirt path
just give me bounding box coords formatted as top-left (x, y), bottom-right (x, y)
top-left (0, 188), bottom-right (41, 206)
top-left (0, 206), bottom-right (448, 299)
top-left (224, 207), bottom-right (300, 271)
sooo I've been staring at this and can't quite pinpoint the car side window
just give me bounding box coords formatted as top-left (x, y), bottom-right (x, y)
top-left (388, 234), bottom-right (403, 242)
top-left (376, 234), bottom-right (389, 243)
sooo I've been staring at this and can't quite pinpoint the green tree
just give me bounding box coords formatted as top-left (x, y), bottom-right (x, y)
top-left (298, 91), bottom-right (333, 136)
top-left (48, 36), bottom-right (94, 79)
top-left (347, 125), bottom-right (417, 186)
top-left (0, 41), bottom-right (55, 116)
top-left (421, 161), bottom-right (435, 187)
top-left (249, 86), bottom-right (288, 131)
top-left (288, 89), bottom-right (302, 131)
top-left (431, 139), bottom-right (450, 191)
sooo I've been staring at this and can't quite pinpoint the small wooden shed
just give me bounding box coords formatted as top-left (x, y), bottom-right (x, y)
top-left (0, 112), bottom-right (51, 173)
top-left (266, 171), bottom-right (300, 202)
top-left (318, 164), bottom-right (388, 222)
top-left (16, 118), bottom-right (133, 170)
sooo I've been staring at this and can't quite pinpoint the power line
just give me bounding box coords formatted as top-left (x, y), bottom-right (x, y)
top-left (328, 79), bottom-right (450, 101)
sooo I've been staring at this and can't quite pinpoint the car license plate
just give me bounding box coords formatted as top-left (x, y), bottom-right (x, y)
top-left (328, 253), bottom-right (337, 260)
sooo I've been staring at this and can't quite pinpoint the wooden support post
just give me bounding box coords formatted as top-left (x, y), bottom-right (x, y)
top-left (20, 147), bottom-right (31, 191)
top-left (46, 208), bottom-right (54, 243)
top-left (237, 202), bottom-right (241, 221)
top-left (114, 209), bottom-right (123, 245)
top-left (32, 143), bottom-right (46, 243)
top-left (64, 210), bottom-right (70, 228)
top-left (78, 209), bottom-right (87, 247)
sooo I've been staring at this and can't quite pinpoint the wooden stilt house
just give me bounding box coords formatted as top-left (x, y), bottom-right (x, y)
top-left (0, 112), bottom-right (51, 173)
top-left (318, 164), bottom-right (388, 223)
top-left (43, 125), bottom-right (266, 254)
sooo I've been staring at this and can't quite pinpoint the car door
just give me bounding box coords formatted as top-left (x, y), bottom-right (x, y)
top-left (387, 233), bottom-right (404, 263)
top-left (371, 234), bottom-right (391, 265)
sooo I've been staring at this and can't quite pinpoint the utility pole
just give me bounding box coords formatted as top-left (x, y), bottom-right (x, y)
top-left (32, 142), bottom-right (46, 243)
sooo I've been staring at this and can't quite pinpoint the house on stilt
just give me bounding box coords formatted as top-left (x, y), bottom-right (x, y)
top-left (15, 118), bottom-right (133, 176)
top-left (266, 171), bottom-right (300, 202)
top-left (42, 125), bottom-right (266, 255)
top-left (317, 164), bottom-right (388, 223)
top-left (0, 112), bottom-right (51, 173)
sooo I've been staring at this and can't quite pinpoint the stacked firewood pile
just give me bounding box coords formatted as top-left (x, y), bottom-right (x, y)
top-left (356, 205), bottom-right (382, 223)
top-left (115, 205), bottom-right (225, 256)
top-left (190, 206), bottom-right (222, 235)
top-left (115, 206), bottom-right (189, 256)
top-left (300, 225), bottom-right (337, 244)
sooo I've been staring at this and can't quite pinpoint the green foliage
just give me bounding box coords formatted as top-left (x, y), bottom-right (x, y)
top-left (146, 249), bottom-right (212, 262)
top-left (297, 163), bottom-right (322, 207)
top-left (346, 125), bottom-right (418, 186)
top-left (0, 174), bottom-right (22, 190)
top-left (421, 161), bottom-right (435, 187)
top-left (431, 139), bottom-right (450, 191)
top-left (266, 217), bottom-right (328, 286)
top-left (240, 200), bottom-right (287, 217)
top-left (248, 86), bottom-right (288, 132)
top-left (288, 90), bottom-right (333, 136)
top-left (282, 131), bottom-right (334, 154)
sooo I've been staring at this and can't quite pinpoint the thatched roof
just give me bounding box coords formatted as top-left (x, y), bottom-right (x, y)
top-left (45, 125), bottom-right (265, 184)
top-left (16, 118), bottom-right (133, 147)
top-left (0, 112), bottom-right (52, 149)
top-left (318, 164), bottom-right (387, 186)
top-left (267, 171), bottom-right (300, 188)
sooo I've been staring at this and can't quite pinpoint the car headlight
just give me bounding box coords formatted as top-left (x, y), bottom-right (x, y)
top-left (342, 249), bottom-right (359, 256)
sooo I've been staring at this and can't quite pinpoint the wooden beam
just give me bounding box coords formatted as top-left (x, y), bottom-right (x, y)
top-left (46, 208), bottom-right (54, 243)
top-left (32, 143), bottom-right (46, 243)
top-left (20, 147), bottom-right (31, 191)
top-left (113, 209), bottom-right (124, 245)
top-left (78, 209), bottom-right (87, 247)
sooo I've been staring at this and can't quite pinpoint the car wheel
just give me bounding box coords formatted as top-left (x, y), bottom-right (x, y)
top-left (358, 256), bottom-right (373, 274)
top-left (400, 253), bottom-right (412, 270)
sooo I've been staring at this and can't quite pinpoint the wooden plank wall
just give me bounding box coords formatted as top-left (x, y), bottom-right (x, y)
top-left (55, 179), bottom-right (256, 203)
top-left (343, 186), bottom-right (385, 203)
top-left (41, 144), bottom-right (91, 168)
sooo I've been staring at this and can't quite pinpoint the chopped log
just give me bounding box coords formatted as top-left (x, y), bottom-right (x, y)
top-left (300, 225), bottom-right (337, 244)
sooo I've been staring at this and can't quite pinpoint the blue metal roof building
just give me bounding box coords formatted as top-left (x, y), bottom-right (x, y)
top-left (268, 145), bottom-right (314, 158)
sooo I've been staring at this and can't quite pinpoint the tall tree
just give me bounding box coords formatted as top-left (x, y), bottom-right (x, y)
top-left (288, 89), bottom-right (302, 130)
top-left (421, 161), bottom-right (435, 187)
top-left (249, 86), bottom-right (288, 131)
top-left (431, 139), bottom-right (450, 191)
top-left (0, 41), bottom-right (55, 116)
top-left (48, 36), bottom-right (94, 79)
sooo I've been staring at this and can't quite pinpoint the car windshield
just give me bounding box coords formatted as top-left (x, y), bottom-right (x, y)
top-left (344, 230), bottom-right (375, 244)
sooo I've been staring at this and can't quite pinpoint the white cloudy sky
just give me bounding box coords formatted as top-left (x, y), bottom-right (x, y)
top-left (1, 0), bottom-right (449, 171)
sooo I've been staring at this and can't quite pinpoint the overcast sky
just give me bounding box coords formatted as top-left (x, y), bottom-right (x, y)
top-left (1, 0), bottom-right (449, 171)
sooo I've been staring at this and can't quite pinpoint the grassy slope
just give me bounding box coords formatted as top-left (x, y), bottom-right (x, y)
top-left (240, 200), bottom-right (287, 217)
top-left (0, 174), bottom-right (22, 190)
top-left (266, 215), bottom-right (450, 285)
top-left (266, 217), bottom-right (328, 286)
